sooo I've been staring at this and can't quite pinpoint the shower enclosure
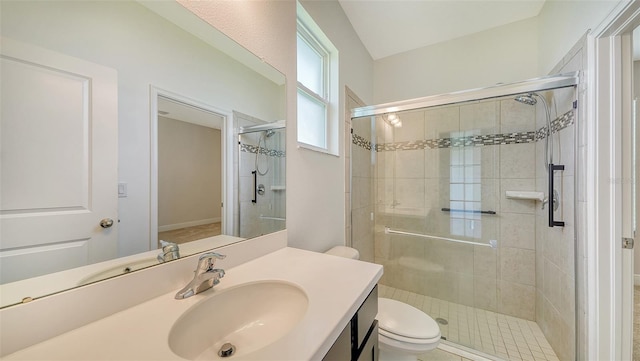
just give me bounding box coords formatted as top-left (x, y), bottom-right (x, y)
top-left (235, 119), bottom-right (286, 238)
top-left (351, 73), bottom-right (578, 361)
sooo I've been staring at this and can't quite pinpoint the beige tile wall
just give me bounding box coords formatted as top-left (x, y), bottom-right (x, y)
top-left (346, 88), bottom-right (370, 259)
top-left (535, 85), bottom-right (577, 361)
top-left (351, 114), bottom-right (375, 263)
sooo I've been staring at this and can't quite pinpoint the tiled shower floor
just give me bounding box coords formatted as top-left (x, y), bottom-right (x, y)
top-left (379, 285), bottom-right (560, 361)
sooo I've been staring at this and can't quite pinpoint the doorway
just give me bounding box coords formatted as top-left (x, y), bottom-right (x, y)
top-left (588, 2), bottom-right (640, 359)
top-left (150, 88), bottom-right (232, 250)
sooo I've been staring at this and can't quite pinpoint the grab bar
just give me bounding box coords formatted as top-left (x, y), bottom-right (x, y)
top-left (259, 215), bottom-right (286, 221)
top-left (385, 227), bottom-right (498, 249)
top-left (441, 208), bottom-right (496, 215)
top-left (251, 170), bottom-right (257, 204)
top-left (548, 163), bottom-right (565, 227)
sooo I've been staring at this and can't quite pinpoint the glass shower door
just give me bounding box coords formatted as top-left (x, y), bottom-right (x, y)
top-left (351, 83), bottom-right (578, 360)
top-left (370, 104), bottom-right (500, 350)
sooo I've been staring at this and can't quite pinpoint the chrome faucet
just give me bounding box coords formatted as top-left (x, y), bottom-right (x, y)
top-left (175, 252), bottom-right (226, 299)
top-left (157, 240), bottom-right (180, 263)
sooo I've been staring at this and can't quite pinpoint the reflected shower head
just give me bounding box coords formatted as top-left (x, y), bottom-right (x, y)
top-left (514, 93), bottom-right (537, 105)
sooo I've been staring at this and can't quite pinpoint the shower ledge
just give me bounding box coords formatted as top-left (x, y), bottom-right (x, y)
top-left (505, 191), bottom-right (545, 202)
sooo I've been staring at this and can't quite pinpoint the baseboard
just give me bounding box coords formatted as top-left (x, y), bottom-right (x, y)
top-left (158, 218), bottom-right (220, 232)
top-left (635, 274), bottom-right (640, 286)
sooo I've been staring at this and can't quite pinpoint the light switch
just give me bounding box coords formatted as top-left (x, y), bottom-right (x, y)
top-left (118, 183), bottom-right (128, 198)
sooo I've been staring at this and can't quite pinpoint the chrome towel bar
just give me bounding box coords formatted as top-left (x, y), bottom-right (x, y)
top-left (259, 215), bottom-right (286, 221)
top-left (384, 227), bottom-right (498, 249)
top-left (441, 208), bottom-right (496, 215)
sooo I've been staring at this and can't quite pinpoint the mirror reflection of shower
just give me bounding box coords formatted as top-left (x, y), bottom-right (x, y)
top-left (256, 129), bottom-right (276, 176)
top-left (236, 118), bottom-right (286, 238)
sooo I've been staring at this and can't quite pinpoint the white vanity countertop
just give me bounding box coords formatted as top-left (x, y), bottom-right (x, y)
top-left (0, 235), bottom-right (245, 308)
top-left (4, 247), bottom-right (383, 361)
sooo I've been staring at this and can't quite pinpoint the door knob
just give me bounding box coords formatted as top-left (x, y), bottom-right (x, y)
top-left (100, 218), bottom-right (114, 228)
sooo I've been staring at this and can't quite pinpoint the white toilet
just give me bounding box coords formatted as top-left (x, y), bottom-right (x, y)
top-left (377, 297), bottom-right (441, 360)
top-left (324, 246), bottom-right (441, 361)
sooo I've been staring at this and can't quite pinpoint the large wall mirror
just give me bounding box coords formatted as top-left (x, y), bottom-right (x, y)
top-left (0, 0), bottom-right (286, 308)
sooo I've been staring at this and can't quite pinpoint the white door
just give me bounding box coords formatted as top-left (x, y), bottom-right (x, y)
top-left (0, 38), bottom-right (118, 284)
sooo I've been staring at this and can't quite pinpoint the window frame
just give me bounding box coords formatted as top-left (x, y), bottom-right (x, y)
top-left (295, 4), bottom-right (338, 156)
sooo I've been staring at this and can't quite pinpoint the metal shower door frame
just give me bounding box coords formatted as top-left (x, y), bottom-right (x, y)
top-left (351, 72), bottom-right (580, 119)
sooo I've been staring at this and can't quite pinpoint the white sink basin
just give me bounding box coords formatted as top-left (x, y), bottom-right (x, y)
top-left (168, 281), bottom-right (308, 360)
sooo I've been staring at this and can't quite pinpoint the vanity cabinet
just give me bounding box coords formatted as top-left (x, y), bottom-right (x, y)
top-left (323, 285), bottom-right (378, 361)
top-left (355, 321), bottom-right (378, 361)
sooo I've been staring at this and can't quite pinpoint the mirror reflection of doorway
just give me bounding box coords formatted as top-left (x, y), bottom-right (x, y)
top-left (156, 96), bottom-right (224, 245)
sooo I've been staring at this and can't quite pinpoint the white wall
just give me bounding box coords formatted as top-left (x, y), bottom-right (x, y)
top-left (157, 118), bottom-right (221, 229)
top-left (292, 1), bottom-right (375, 251)
top-left (1, 1), bottom-right (284, 257)
top-left (536, 0), bottom-right (621, 75)
top-left (373, 17), bottom-right (539, 103)
top-left (373, 0), bottom-right (621, 103)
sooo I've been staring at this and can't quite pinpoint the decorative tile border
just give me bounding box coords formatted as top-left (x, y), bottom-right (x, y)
top-left (354, 110), bottom-right (574, 152)
top-left (353, 133), bottom-right (373, 150)
top-left (240, 143), bottom-right (286, 157)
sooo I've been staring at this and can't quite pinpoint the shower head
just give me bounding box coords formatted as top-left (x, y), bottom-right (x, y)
top-left (514, 93), bottom-right (537, 106)
top-left (265, 129), bottom-right (275, 137)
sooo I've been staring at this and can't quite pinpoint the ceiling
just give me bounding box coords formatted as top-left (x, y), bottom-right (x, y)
top-left (338, 0), bottom-right (546, 60)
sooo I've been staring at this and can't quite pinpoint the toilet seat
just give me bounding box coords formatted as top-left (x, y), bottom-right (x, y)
top-left (324, 246), bottom-right (360, 259)
top-left (379, 328), bottom-right (441, 345)
top-left (378, 332), bottom-right (440, 354)
top-left (377, 298), bottom-right (441, 345)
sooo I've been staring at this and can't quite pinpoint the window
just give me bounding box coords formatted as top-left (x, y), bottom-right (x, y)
top-left (450, 141), bottom-right (482, 239)
top-left (296, 3), bottom-right (338, 155)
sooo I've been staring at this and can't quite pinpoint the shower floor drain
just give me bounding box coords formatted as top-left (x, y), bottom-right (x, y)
top-left (435, 317), bottom-right (448, 325)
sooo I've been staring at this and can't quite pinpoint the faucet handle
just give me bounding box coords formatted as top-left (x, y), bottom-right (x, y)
top-left (157, 240), bottom-right (180, 263)
top-left (197, 252), bottom-right (226, 271)
top-left (159, 240), bottom-right (173, 248)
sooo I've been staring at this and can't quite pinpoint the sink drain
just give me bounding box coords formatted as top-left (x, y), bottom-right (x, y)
top-left (435, 317), bottom-right (448, 325)
top-left (218, 343), bottom-right (236, 358)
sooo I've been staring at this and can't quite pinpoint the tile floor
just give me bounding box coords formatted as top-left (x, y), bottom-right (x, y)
top-left (379, 285), bottom-right (560, 361)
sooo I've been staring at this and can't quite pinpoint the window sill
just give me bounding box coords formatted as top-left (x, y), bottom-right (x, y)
top-left (297, 142), bottom-right (339, 157)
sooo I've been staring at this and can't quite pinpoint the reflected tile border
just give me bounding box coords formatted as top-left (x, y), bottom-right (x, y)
top-left (353, 110), bottom-right (574, 152)
top-left (240, 144), bottom-right (286, 157)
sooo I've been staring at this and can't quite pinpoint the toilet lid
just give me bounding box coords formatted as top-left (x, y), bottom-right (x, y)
top-left (377, 298), bottom-right (440, 340)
